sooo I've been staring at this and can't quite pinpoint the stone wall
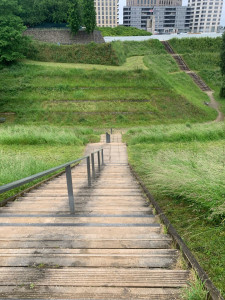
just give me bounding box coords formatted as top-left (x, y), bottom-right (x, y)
top-left (24, 28), bottom-right (105, 44)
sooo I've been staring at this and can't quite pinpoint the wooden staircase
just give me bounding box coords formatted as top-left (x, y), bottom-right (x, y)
top-left (0, 134), bottom-right (190, 299)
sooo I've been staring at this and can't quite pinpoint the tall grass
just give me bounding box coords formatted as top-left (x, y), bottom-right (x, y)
top-left (125, 122), bottom-right (225, 223)
top-left (169, 37), bottom-right (222, 54)
top-left (0, 125), bottom-right (99, 145)
top-left (0, 125), bottom-right (100, 201)
top-left (26, 41), bottom-right (124, 66)
top-left (125, 122), bottom-right (225, 144)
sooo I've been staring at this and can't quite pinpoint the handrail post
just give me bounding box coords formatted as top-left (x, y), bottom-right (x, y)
top-left (86, 156), bottom-right (91, 187)
top-left (91, 153), bottom-right (95, 179)
top-left (106, 132), bottom-right (110, 143)
top-left (97, 151), bottom-right (101, 172)
top-left (101, 149), bottom-right (104, 166)
top-left (65, 165), bottom-right (75, 214)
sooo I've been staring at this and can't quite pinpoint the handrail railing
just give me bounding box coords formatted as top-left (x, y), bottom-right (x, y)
top-left (0, 148), bottom-right (104, 214)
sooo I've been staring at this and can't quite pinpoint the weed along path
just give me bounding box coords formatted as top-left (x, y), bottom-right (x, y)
top-left (162, 41), bottom-right (224, 122)
top-left (0, 134), bottom-right (190, 299)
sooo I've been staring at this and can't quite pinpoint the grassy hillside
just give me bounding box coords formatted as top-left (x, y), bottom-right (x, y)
top-left (0, 40), bottom-right (216, 127)
top-left (124, 123), bottom-right (225, 296)
top-left (169, 37), bottom-right (225, 114)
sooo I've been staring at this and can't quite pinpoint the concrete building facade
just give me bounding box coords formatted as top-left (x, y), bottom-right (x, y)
top-left (123, 6), bottom-right (191, 33)
top-left (94, 0), bottom-right (119, 27)
top-left (126, 0), bottom-right (182, 7)
top-left (188, 0), bottom-right (224, 33)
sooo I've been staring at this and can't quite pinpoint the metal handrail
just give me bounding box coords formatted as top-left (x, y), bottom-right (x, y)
top-left (0, 148), bottom-right (104, 214)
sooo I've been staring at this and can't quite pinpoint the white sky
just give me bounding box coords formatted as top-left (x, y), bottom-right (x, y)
top-left (119, 0), bottom-right (225, 25)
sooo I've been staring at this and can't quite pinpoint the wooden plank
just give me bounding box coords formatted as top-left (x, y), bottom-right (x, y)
top-left (0, 286), bottom-right (182, 300)
top-left (0, 268), bottom-right (189, 287)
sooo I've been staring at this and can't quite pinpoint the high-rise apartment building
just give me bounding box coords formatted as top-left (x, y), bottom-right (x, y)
top-left (188, 0), bottom-right (223, 33)
top-left (126, 0), bottom-right (182, 7)
top-left (95, 0), bottom-right (119, 27)
top-left (123, 6), bottom-right (191, 32)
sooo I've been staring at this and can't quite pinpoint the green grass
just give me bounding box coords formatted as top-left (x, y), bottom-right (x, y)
top-left (169, 37), bottom-right (225, 114)
top-left (0, 40), bottom-right (217, 127)
top-left (96, 26), bottom-right (152, 37)
top-left (24, 55), bottom-right (148, 71)
top-left (0, 125), bottom-right (99, 201)
top-left (26, 41), bottom-right (126, 66)
top-left (182, 275), bottom-right (208, 300)
top-left (124, 123), bottom-right (225, 296)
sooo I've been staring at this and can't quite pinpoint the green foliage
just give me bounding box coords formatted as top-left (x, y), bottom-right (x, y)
top-left (220, 33), bottom-right (225, 98)
top-left (220, 85), bottom-right (225, 98)
top-left (83, 0), bottom-right (96, 33)
top-left (0, 0), bottom-right (21, 15)
top-left (26, 41), bottom-right (123, 65)
top-left (0, 125), bottom-right (98, 146)
top-left (0, 60), bottom-right (215, 127)
top-left (182, 277), bottom-right (208, 300)
top-left (123, 39), bottom-right (166, 57)
top-left (97, 26), bottom-right (152, 37)
top-left (169, 37), bottom-right (222, 54)
top-left (0, 125), bottom-right (99, 201)
top-left (125, 123), bottom-right (225, 223)
top-left (169, 37), bottom-right (225, 113)
top-left (125, 122), bottom-right (225, 145)
top-left (18, 0), bottom-right (72, 26)
top-left (111, 41), bottom-right (126, 65)
top-left (221, 32), bottom-right (225, 76)
top-left (68, 0), bottom-right (82, 35)
top-left (0, 0), bottom-right (29, 64)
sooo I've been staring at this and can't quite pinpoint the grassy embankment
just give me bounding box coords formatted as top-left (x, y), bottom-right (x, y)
top-left (169, 37), bottom-right (225, 114)
top-left (0, 40), bottom-right (216, 127)
top-left (96, 25), bottom-right (152, 36)
top-left (124, 123), bottom-right (225, 297)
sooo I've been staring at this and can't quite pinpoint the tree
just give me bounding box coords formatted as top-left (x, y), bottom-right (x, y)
top-left (83, 0), bottom-right (96, 34)
top-left (0, 0), bottom-right (29, 64)
top-left (68, 0), bottom-right (82, 34)
top-left (220, 32), bottom-right (225, 97)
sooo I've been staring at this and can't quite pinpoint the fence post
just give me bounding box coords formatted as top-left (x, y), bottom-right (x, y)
top-left (86, 156), bottom-right (91, 187)
top-left (91, 153), bottom-right (95, 179)
top-left (65, 165), bottom-right (75, 214)
top-left (97, 151), bottom-right (101, 172)
top-left (101, 149), bottom-right (104, 166)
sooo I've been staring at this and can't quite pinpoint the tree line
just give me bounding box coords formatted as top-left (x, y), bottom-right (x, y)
top-left (0, 0), bottom-right (96, 64)
top-left (17, 0), bottom-right (96, 34)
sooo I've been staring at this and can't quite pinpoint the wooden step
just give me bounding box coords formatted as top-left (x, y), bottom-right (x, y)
top-left (0, 267), bottom-right (189, 287)
top-left (0, 237), bottom-right (172, 249)
top-left (0, 216), bottom-right (157, 224)
top-left (0, 286), bottom-right (182, 300)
